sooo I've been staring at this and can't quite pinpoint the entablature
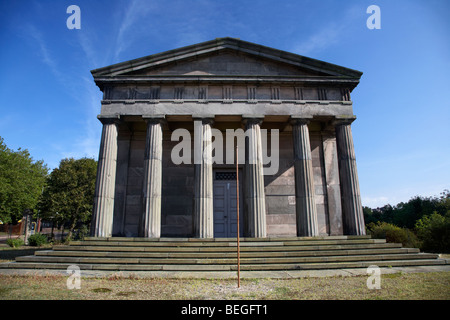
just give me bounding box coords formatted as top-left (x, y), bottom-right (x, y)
top-left (100, 83), bottom-right (353, 103)
top-left (99, 100), bottom-right (354, 119)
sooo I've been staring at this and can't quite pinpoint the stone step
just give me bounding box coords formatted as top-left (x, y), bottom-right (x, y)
top-left (237, 259), bottom-right (447, 271)
top-left (37, 247), bottom-right (418, 259)
top-left (0, 259), bottom-right (446, 272)
top-left (15, 253), bottom-right (439, 265)
top-left (53, 242), bottom-right (399, 253)
top-left (82, 235), bottom-right (373, 242)
top-left (1, 236), bottom-right (445, 273)
top-left (69, 238), bottom-right (385, 247)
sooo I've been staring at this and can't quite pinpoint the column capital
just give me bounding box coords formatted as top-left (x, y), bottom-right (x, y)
top-left (242, 115), bottom-right (264, 127)
top-left (97, 114), bottom-right (121, 125)
top-left (142, 115), bottom-right (166, 124)
top-left (332, 115), bottom-right (356, 126)
top-left (290, 116), bottom-right (313, 126)
top-left (192, 116), bottom-right (215, 126)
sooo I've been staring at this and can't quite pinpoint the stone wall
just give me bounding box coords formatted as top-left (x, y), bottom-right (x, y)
top-left (161, 132), bottom-right (194, 237)
top-left (112, 123), bottom-right (341, 237)
top-left (263, 130), bottom-right (338, 237)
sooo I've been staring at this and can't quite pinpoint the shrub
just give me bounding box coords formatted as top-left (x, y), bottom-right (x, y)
top-left (6, 238), bottom-right (24, 248)
top-left (27, 233), bottom-right (48, 246)
top-left (73, 224), bottom-right (89, 241)
top-left (366, 221), bottom-right (420, 248)
top-left (415, 213), bottom-right (450, 253)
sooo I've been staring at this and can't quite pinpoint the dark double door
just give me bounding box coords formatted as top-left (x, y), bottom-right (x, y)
top-left (213, 171), bottom-right (244, 238)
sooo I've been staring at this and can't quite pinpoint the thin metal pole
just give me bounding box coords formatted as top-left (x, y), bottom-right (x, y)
top-left (236, 145), bottom-right (240, 288)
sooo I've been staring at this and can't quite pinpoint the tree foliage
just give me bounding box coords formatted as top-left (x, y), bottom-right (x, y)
top-left (364, 190), bottom-right (450, 252)
top-left (366, 221), bottom-right (420, 249)
top-left (364, 190), bottom-right (450, 228)
top-left (38, 157), bottom-right (97, 241)
top-left (0, 136), bottom-right (48, 224)
top-left (415, 212), bottom-right (450, 253)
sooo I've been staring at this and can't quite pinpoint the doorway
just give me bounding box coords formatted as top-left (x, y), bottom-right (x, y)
top-left (213, 170), bottom-right (244, 238)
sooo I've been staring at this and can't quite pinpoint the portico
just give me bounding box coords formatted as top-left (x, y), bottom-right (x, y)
top-left (90, 38), bottom-right (365, 239)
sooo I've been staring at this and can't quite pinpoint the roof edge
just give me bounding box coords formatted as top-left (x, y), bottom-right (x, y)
top-left (91, 37), bottom-right (363, 79)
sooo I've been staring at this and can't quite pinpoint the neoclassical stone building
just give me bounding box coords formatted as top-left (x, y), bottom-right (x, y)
top-left (90, 38), bottom-right (365, 239)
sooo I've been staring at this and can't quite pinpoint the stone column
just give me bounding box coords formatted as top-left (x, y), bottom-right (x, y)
top-left (334, 117), bottom-right (366, 235)
top-left (193, 118), bottom-right (214, 238)
top-left (322, 130), bottom-right (343, 235)
top-left (291, 118), bottom-right (319, 237)
top-left (139, 117), bottom-right (164, 238)
top-left (244, 117), bottom-right (266, 238)
top-left (91, 116), bottom-right (119, 237)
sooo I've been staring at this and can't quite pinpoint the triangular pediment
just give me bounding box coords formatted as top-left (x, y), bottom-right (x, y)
top-left (125, 50), bottom-right (323, 77)
top-left (91, 38), bottom-right (362, 79)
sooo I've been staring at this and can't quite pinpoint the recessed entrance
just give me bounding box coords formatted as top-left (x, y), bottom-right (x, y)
top-left (213, 170), bottom-right (244, 237)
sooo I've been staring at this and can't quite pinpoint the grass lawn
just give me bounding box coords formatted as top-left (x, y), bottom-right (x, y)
top-left (0, 272), bottom-right (449, 300)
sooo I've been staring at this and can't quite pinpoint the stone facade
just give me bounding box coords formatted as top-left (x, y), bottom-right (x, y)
top-left (90, 38), bottom-right (365, 238)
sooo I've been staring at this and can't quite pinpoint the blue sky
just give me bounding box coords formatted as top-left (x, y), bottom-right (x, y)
top-left (0, 0), bottom-right (449, 208)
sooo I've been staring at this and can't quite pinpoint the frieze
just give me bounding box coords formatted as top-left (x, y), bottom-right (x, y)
top-left (103, 85), bottom-right (351, 103)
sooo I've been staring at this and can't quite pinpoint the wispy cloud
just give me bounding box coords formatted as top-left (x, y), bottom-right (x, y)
top-left (293, 24), bottom-right (343, 56)
top-left (22, 23), bottom-right (103, 166)
top-left (113, 0), bottom-right (157, 61)
top-left (111, 0), bottom-right (220, 61)
top-left (53, 79), bottom-right (102, 166)
top-left (25, 24), bottom-right (65, 82)
top-left (78, 31), bottom-right (101, 69)
top-left (291, 5), bottom-right (361, 56)
top-left (71, 77), bottom-right (102, 158)
top-left (65, 1), bottom-right (160, 163)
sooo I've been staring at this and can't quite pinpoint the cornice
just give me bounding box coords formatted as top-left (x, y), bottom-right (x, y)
top-left (91, 37), bottom-right (363, 80)
top-left (93, 75), bottom-right (360, 89)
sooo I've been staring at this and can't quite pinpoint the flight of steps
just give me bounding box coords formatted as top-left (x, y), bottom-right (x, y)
top-left (0, 235), bottom-right (447, 272)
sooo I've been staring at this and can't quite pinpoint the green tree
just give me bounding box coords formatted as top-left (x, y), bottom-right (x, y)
top-left (371, 204), bottom-right (394, 224)
top-left (364, 190), bottom-right (450, 230)
top-left (38, 157), bottom-right (97, 241)
top-left (393, 196), bottom-right (440, 229)
top-left (0, 137), bottom-right (48, 225)
top-left (363, 206), bottom-right (384, 224)
top-left (435, 189), bottom-right (450, 216)
top-left (366, 221), bottom-right (420, 249)
top-left (415, 212), bottom-right (450, 253)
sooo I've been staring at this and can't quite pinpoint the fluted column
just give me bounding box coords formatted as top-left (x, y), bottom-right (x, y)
top-left (91, 116), bottom-right (119, 237)
top-left (244, 117), bottom-right (266, 238)
top-left (193, 118), bottom-right (214, 238)
top-left (322, 129), bottom-right (343, 236)
top-left (335, 118), bottom-right (365, 235)
top-left (291, 118), bottom-right (319, 237)
top-left (140, 117), bottom-right (163, 238)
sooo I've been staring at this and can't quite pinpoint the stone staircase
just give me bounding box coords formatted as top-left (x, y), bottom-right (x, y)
top-left (0, 236), bottom-right (447, 272)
